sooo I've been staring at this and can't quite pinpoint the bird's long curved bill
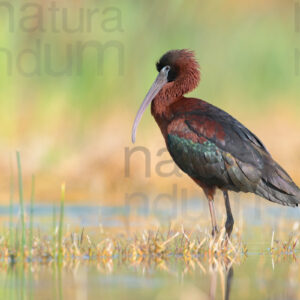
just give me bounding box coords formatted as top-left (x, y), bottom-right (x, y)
top-left (131, 71), bottom-right (168, 143)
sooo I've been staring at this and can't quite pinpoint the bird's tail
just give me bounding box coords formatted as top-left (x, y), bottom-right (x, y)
top-left (255, 161), bottom-right (300, 207)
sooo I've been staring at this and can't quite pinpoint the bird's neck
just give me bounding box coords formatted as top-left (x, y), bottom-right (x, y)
top-left (151, 69), bottom-right (200, 118)
top-left (151, 93), bottom-right (184, 139)
top-left (151, 93), bottom-right (181, 120)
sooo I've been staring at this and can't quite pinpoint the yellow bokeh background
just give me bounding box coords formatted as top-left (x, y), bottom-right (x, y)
top-left (0, 0), bottom-right (299, 205)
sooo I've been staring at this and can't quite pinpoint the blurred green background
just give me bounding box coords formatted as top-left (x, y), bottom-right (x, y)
top-left (0, 0), bottom-right (299, 204)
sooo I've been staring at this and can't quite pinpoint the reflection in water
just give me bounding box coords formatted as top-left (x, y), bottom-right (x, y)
top-left (2, 201), bottom-right (300, 299)
top-left (5, 260), bottom-right (64, 300)
top-left (209, 270), bottom-right (217, 300)
top-left (225, 267), bottom-right (233, 300)
top-left (52, 262), bottom-right (63, 300)
top-left (2, 255), bottom-right (300, 300)
top-left (58, 263), bottom-right (63, 300)
top-left (4, 259), bottom-right (236, 300)
top-left (6, 262), bottom-right (24, 300)
top-left (209, 259), bottom-right (234, 300)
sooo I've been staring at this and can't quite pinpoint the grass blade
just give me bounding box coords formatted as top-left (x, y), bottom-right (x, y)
top-left (9, 154), bottom-right (14, 252)
top-left (29, 175), bottom-right (35, 261)
top-left (52, 204), bottom-right (57, 259)
top-left (16, 151), bottom-right (26, 261)
top-left (58, 183), bottom-right (65, 263)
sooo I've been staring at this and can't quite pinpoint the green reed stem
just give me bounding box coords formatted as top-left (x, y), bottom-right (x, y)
top-left (16, 151), bottom-right (25, 260)
top-left (52, 204), bottom-right (57, 259)
top-left (29, 175), bottom-right (35, 260)
top-left (58, 183), bottom-right (65, 262)
top-left (9, 155), bottom-right (14, 251)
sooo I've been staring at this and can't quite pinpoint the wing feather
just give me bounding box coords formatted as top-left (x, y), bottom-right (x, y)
top-left (167, 98), bottom-right (300, 206)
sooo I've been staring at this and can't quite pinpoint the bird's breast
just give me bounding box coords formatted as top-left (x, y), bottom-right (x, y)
top-left (151, 99), bottom-right (175, 139)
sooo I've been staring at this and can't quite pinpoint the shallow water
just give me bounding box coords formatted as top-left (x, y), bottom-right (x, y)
top-left (1, 254), bottom-right (300, 300)
top-left (1, 201), bottom-right (300, 300)
top-left (2, 197), bottom-right (300, 228)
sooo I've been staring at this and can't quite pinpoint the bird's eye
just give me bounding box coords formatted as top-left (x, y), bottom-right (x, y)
top-left (164, 66), bottom-right (170, 72)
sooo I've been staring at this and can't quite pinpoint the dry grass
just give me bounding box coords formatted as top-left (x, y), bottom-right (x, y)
top-left (270, 230), bottom-right (299, 256)
top-left (1, 225), bottom-right (246, 268)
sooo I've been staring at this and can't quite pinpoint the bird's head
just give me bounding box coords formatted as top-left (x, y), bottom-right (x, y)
top-left (132, 49), bottom-right (200, 143)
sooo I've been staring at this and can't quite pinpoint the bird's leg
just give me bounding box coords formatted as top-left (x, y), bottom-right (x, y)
top-left (225, 267), bottom-right (234, 300)
top-left (209, 267), bottom-right (217, 300)
top-left (223, 191), bottom-right (234, 238)
top-left (208, 198), bottom-right (219, 236)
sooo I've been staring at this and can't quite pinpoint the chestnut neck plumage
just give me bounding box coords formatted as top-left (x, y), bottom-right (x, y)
top-left (151, 62), bottom-right (201, 122)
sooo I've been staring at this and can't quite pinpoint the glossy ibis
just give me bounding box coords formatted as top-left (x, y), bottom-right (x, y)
top-left (132, 49), bottom-right (300, 237)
